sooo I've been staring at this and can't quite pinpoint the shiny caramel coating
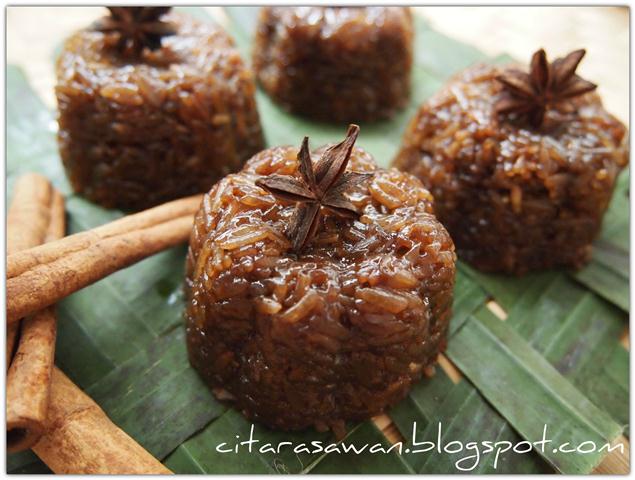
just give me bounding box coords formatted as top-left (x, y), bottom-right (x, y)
top-left (393, 63), bottom-right (628, 274)
top-left (185, 143), bottom-right (455, 434)
top-left (253, 7), bottom-right (413, 123)
top-left (56, 12), bottom-right (264, 210)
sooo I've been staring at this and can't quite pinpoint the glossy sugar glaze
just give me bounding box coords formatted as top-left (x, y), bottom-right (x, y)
top-left (185, 144), bottom-right (455, 435)
top-left (393, 63), bottom-right (628, 274)
top-left (253, 6), bottom-right (413, 123)
top-left (56, 12), bottom-right (263, 210)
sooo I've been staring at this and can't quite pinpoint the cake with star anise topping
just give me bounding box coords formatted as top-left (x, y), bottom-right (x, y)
top-left (56, 7), bottom-right (263, 210)
top-left (393, 49), bottom-right (628, 274)
top-left (185, 125), bottom-right (456, 436)
top-left (253, 7), bottom-right (413, 123)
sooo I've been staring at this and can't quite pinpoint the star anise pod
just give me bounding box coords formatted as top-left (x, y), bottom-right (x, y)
top-left (256, 124), bottom-right (373, 252)
top-left (93, 7), bottom-right (176, 57)
top-left (495, 48), bottom-right (597, 128)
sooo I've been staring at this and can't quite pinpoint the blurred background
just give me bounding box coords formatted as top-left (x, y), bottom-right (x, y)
top-left (6, 6), bottom-right (629, 124)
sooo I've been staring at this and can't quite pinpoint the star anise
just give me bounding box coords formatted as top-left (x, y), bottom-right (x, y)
top-left (93, 7), bottom-right (176, 57)
top-left (495, 48), bottom-right (597, 128)
top-left (256, 124), bottom-right (373, 252)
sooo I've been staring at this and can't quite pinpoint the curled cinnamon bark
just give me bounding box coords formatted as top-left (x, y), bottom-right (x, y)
top-left (5, 173), bottom-right (171, 471)
top-left (6, 325), bottom-right (18, 369)
top-left (6, 173), bottom-right (54, 254)
top-left (6, 173), bottom-right (54, 367)
top-left (6, 174), bottom-right (63, 452)
top-left (32, 368), bottom-right (172, 474)
top-left (7, 308), bottom-right (58, 452)
top-left (7, 193), bottom-right (202, 278)
top-left (6, 194), bottom-right (202, 323)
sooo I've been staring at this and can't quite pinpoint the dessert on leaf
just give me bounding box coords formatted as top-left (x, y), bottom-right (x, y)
top-left (253, 7), bottom-right (413, 123)
top-left (56, 6), bottom-right (264, 211)
top-left (185, 126), bottom-right (455, 436)
top-left (393, 48), bottom-right (628, 274)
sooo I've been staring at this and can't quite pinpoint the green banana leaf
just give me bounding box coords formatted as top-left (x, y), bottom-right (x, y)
top-left (390, 269), bottom-right (627, 474)
top-left (85, 328), bottom-right (225, 460)
top-left (458, 267), bottom-right (628, 430)
top-left (447, 306), bottom-right (623, 474)
top-left (390, 376), bottom-right (553, 474)
top-left (7, 5), bottom-right (628, 475)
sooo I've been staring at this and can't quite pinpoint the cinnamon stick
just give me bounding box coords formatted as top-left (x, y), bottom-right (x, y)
top-left (32, 367), bottom-right (172, 474)
top-left (45, 189), bottom-right (67, 242)
top-left (6, 173), bottom-right (54, 367)
top-left (7, 173), bottom-right (54, 253)
top-left (6, 325), bottom-right (19, 369)
top-left (7, 189), bottom-right (65, 452)
top-left (8, 193), bottom-right (202, 278)
top-left (6, 194), bottom-right (202, 323)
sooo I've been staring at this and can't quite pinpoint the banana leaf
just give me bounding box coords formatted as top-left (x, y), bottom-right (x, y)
top-left (6, 450), bottom-right (51, 474)
top-left (164, 410), bottom-right (407, 474)
top-left (7, 5), bottom-right (629, 475)
top-left (572, 168), bottom-right (629, 310)
top-left (505, 273), bottom-right (628, 427)
top-left (391, 268), bottom-right (627, 473)
top-left (6, 66), bottom-right (70, 196)
top-left (84, 328), bottom-right (225, 460)
top-left (391, 376), bottom-right (552, 474)
top-left (304, 422), bottom-right (413, 474)
top-left (389, 274), bottom-right (551, 474)
top-left (573, 255), bottom-right (629, 311)
top-left (460, 267), bottom-right (629, 430)
top-left (448, 269), bottom-right (488, 336)
top-left (447, 306), bottom-right (623, 474)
